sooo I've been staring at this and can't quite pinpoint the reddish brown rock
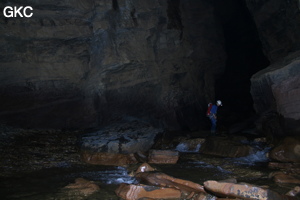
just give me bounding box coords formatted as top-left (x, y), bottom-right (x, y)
top-left (204, 180), bottom-right (298, 200)
top-left (270, 171), bottom-right (300, 184)
top-left (80, 151), bottom-right (137, 166)
top-left (286, 186), bottom-right (300, 197)
top-left (64, 178), bottom-right (100, 196)
top-left (115, 183), bottom-right (181, 200)
top-left (136, 163), bottom-right (156, 173)
top-left (136, 172), bottom-right (205, 197)
top-left (148, 150), bottom-right (179, 164)
top-left (270, 137), bottom-right (300, 163)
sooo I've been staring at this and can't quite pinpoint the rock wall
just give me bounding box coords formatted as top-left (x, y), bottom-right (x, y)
top-left (248, 0), bottom-right (300, 134)
top-left (0, 0), bottom-right (226, 129)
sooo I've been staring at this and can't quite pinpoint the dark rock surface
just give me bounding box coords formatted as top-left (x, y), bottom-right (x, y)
top-left (251, 52), bottom-right (300, 135)
top-left (246, 0), bottom-right (300, 63)
top-left (79, 120), bottom-right (162, 154)
top-left (0, 0), bottom-right (226, 130)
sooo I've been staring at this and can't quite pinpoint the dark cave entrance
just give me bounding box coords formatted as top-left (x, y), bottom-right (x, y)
top-left (213, 0), bottom-right (270, 129)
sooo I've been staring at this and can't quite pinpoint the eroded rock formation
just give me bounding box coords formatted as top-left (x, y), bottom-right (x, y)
top-left (0, 0), bottom-right (226, 130)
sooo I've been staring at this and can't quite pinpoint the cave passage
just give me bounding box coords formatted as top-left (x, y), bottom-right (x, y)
top-left (213, 0), bottom-right (270, 128)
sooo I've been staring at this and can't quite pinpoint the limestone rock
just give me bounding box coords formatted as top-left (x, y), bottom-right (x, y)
top-left (64, 178), bottom-right (100, 196)
top-left (79, 121), bottom-right (161, 166)
top-left (175, 138), bottom-right (205, 152)
top-left (80, 151), bottom-right (137, 166)
top-left (80, 121), bottom-right (162, 154)
top-left (204, 180), bottom-right (298, 200)
top-left (0, 0), bottom-right (226, 130)
top-left (136, 172), bottom-right (206, 196)
top-left (270, 171), bottom-right (300, 184)
top-left (199, 137), bottom-right (254, 158)
top-left (269, 137), bottom-right (300, 162)
top-left (136, 163), bottom-right (156, 173)
top-left (246, 1), bottom-right (300, 62)
top-left (286, 186), bottom-right (300, 197)
top-left (148, 150), bottom-right (179, 164)
top-left (115, 183), bottom-right (181, 200)
top-left (251, 52), bottom-right (300, 135)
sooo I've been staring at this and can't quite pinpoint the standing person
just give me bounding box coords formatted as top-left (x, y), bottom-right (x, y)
top-left (207, 100), bottom-right (222, 135)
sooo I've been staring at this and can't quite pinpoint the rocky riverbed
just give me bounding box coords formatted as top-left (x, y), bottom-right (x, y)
top-left (0, 122), bottom-right (300, 199)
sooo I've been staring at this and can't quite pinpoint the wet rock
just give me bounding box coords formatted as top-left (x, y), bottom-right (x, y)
top-left (286, 186), bottom-right (300, 197)
top-left (204, 180), bottom-right (298, 200)
top-left (193, 192), bottom-right (217, 200)
top-left (64, 178), bottom-right (100, 196)
top-left (148, 150), bottom-right (179, 164)
top-left (199, 137), bottom-right (254, 158)
top-left (115, 183), bottom-right (181, 200)
top-left (270, 171), bottom-right (300, 184)
top-left (175, 138), bottom-right (205, 152)
top-left (79, 121), bottom-right (162, 166)
top-left (80, 151), bottom-right (137, 166)
top-left (269, 137), bottom-right (300, 162)
top-left (136, 172), bottom-right (206, 197)
top-left (136, 163), bottom-right (156, 173)
top-left (80, 121), bottom-right (162, 154)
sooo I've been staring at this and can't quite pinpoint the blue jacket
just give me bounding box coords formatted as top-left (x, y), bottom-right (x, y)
top-left (210, 105), bottom-right (218, 115)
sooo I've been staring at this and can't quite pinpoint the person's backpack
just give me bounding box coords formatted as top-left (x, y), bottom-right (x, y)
top-left (206, 103), bottom-right (213, 116)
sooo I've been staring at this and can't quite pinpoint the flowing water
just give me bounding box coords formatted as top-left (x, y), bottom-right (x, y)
top-left (0, 128), bottom-right (297, 200)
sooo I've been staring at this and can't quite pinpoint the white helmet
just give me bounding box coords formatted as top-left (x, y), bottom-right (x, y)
top-left (216, 100), bottom-right (222, 106)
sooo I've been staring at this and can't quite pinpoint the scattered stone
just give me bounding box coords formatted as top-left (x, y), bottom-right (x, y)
top-left (175, 138), bottom-right (205, 152)
top-left (80, 151), bottom-right (137, 166)
top-left (115, 183), bottom-right (181, 200)
top-left (136, 163), bottom-right (156, 173)
top-left (270, 171), bottom-right (300, 184)
top-left (204, 180), bottom-right (298, 200)
top-left (269, 137), bottom-right (300, 162)
top-left (64, 178), bottom-right (100, 196)
top-left (136, 172), bottom-right (206, 197)
top-left (286, 186), bottom-right (300, 197)
top-left (148, 150), bottom-right (179, 164)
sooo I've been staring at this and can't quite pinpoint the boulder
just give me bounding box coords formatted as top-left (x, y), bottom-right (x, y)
top-left (64, 178), bottom-right (100, 196)
top-left (204, 180), bottom-right (298, 200)
top-left (136, 163), bottom-right (156, 173)
top-left (175, 138), bottom-right (205, 152)
top-left (199, 137), bottom-right (254, 158)
top-left (79, 121), bottom-right (162, 165)
top-left (270, 171), bottom-right (300, 184)
top-left (286, 186), bottom-right (300, 197)
top-left (148, 150), bottom-right (179, 164)
top-left (115, 183), bottom-right (181, 200)
top-left (136, 172), bottom-right (206, 197)
top-left (250, 52), bottom-right (300, 135)
top-left (80, 151), bottom-right (137, 166)
top-left (269, 137), bottom-right (300, 162)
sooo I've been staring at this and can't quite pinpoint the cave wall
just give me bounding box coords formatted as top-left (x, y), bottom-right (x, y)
top-left (247, 0), bottom-right (300, 134)
top-left (0, 0), bottom-right (226, 129)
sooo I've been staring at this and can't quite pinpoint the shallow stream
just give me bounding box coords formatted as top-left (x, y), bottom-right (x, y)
top-left (0, 129), bottom-right (297, 199)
